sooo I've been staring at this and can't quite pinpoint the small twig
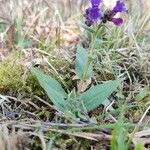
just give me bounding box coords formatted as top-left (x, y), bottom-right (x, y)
top-left (127, 105), bottom-right (150, 147)
top-left (41, 122), bottom-right (90, 128)
top-left (34, 95), bottom-right (56, 110)
top-left (105, 100), bottom-right (117, 122)
top-left (48, 128), bottom-right (112, 141)
top-left (138, 105), bottom-right (150, 126)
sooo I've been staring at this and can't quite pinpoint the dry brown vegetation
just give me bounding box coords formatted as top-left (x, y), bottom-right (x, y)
top-left (0, 0), bottom-right (150, 149)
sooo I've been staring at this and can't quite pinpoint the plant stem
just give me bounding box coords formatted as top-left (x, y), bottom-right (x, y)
top-left (91, 22), bottom-right (102, 51)
top-left (79, 23), bottom-right (103, 90)
top-left (81, 23), bottom-right (103, 82)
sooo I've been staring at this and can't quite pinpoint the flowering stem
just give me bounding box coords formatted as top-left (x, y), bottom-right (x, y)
top-left (91, 22), bottom-right (102, 51)
top-left (81, 23), bottom-right (102, 83)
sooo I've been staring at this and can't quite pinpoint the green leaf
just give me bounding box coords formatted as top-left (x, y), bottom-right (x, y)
top-left (75, 46), bottom-right (93, 80)
top-left (80, 79), bottom-right (121, 112)
top-left (134, 142), bottom-right (144, 150)
top-left (111, 106), bottom-right (128, 150)
top-left (135, 86), bottom-right (149, 101)
top-left (117, 127), bottom-right (128, 150)
top-left (31, 67), bottom-right (67, 111)
top-left (82, 25), bottom-right (95, 33)
top-left (66, 89), bottom-right (78, 113)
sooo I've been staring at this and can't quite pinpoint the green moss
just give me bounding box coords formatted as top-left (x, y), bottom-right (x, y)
top-left (0, 53), bottom-right (23, 93)
top-left (25, 73), bottom-right (46, 97)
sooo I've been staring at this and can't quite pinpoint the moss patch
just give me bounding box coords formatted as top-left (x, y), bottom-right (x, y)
top-left (0, 53), bottom-right (23, 94)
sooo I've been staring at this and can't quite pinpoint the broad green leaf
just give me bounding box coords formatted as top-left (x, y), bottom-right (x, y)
top-left (135, 87), bottom-right (149, 101)
top-left (80, 79), bottom-right (121, 112)
top-left (31, 67), bottom-right (67, 111)
top-left (75, 46), bottom-right (93, 80)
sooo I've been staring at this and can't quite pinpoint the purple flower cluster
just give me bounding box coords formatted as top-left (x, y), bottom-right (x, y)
top-left (84, 0), bottom-right (127, 26)
top-left (113, 0), bottom-right (127, 13)
top-left (84, 0), bottom-right (102, 26)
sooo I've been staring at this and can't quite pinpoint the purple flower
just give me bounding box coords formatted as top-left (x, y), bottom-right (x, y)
top-left (111, 18), bottom-right (123, 26)
top-left (84, 7), bottom-right (101, 26)
top-left (84, 0), bottom-right (127, 27)
top-left (110, 0), bottom-right (127, 26)
top-left (86, 7), bottom-right (101, 22)
top-left (90, 0), bottom-right (101, 7)
top-left (84, 0), bottom-right (102, 26)
top-left (101, 0), bottom-right (127, 26)
top-left (113, 0), bottom-right (127, 13)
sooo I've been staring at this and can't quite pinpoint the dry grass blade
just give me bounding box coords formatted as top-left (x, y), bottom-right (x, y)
top-left (0, 0), bottom-right (150, 149)
top-left (48, 128), bottom-right (112, 141)
top-left (0, 124), bottom-right (31, 150)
